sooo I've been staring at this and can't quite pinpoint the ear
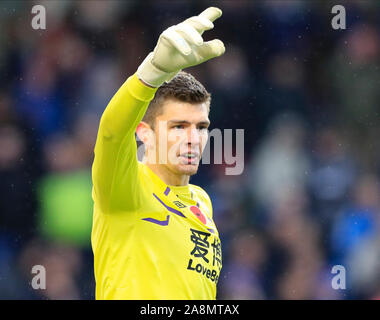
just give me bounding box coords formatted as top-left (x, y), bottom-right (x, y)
top-left (136, 121), bottom-right (155, 148)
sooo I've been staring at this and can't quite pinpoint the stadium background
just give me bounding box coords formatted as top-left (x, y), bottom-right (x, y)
top-left (1, 0), bottom-right (380, 299)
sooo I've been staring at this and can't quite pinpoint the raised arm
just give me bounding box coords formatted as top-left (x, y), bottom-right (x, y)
top-left (92, 7), bottom-right (225, 213)
top-left (92, 74), bottom-right (157, 213)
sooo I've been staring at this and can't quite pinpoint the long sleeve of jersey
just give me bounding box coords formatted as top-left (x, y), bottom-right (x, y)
top-left (92, 74), bottom-right (158, 213)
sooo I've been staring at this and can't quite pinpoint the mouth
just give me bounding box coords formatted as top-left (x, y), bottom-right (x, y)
top-left (178, 152), bottom-right (200, 165)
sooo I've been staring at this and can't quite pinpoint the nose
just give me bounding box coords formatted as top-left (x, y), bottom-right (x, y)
top-left (187, 126), bottom-right (200, 145)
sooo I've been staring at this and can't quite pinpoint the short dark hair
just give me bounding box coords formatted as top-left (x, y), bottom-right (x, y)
top-left (142, 71), bottom-right (211, 129)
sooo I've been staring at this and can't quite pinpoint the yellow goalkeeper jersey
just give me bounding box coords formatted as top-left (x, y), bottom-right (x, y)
top-left (91, 73), bottom-right (222, 300)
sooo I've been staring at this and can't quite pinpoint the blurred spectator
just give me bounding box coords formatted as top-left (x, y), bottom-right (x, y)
top-left (18, 238), bottom-right (84, 299)
top-left (37, 133), bottom-right (93, 248)
top-left (248, 113), bottom-right (310, 210)
top-left (205, 44), bottom-right (254, 133)
top-left (329, 24), bottom-right (380, 169)
top-left (0, 93), bottom-right (40, 299)
top-left (330, 174), bottom-right (380, 266)
top-left (347, 235), bottom-right (380, 298)
top-left (219, 228), bottom-right (267, 299)
top-left (78, 57), bottom-right (122, 116)
top-left (266, 188), bottom-right (334, 299)
top-left (0, 92), bottom-right (40, 249)
top-left (14, 50), bottom-right (64, 139)
top-left (307, 127), bottom-right (356, 235)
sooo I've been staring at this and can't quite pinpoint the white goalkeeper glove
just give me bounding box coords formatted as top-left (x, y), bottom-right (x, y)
top-left (137, 7), bottom-right (225, 88)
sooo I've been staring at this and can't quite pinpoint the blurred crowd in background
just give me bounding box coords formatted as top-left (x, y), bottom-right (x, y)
top-left (1, 0), bottom-right (380, 299)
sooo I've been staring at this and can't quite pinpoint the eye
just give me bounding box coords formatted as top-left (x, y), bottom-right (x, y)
top-left (173, 125), bottom-right (184, 129)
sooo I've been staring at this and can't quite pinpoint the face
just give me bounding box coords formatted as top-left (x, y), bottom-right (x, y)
top-left (147, 99), bottom-right (210, 177)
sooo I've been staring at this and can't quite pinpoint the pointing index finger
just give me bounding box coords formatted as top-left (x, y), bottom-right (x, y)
top-left (199, 7), bottom-right (222, 23)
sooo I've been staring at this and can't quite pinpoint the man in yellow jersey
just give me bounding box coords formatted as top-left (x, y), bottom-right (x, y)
top-left (91, 7), bottom-right (225, 300)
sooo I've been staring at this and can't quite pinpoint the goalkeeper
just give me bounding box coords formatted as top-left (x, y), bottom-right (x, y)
top-left (91, 7), bottom-right (225, 300)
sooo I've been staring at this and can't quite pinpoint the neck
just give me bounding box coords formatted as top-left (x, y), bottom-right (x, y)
top-left (144, 161), bottom-right (190, 186)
